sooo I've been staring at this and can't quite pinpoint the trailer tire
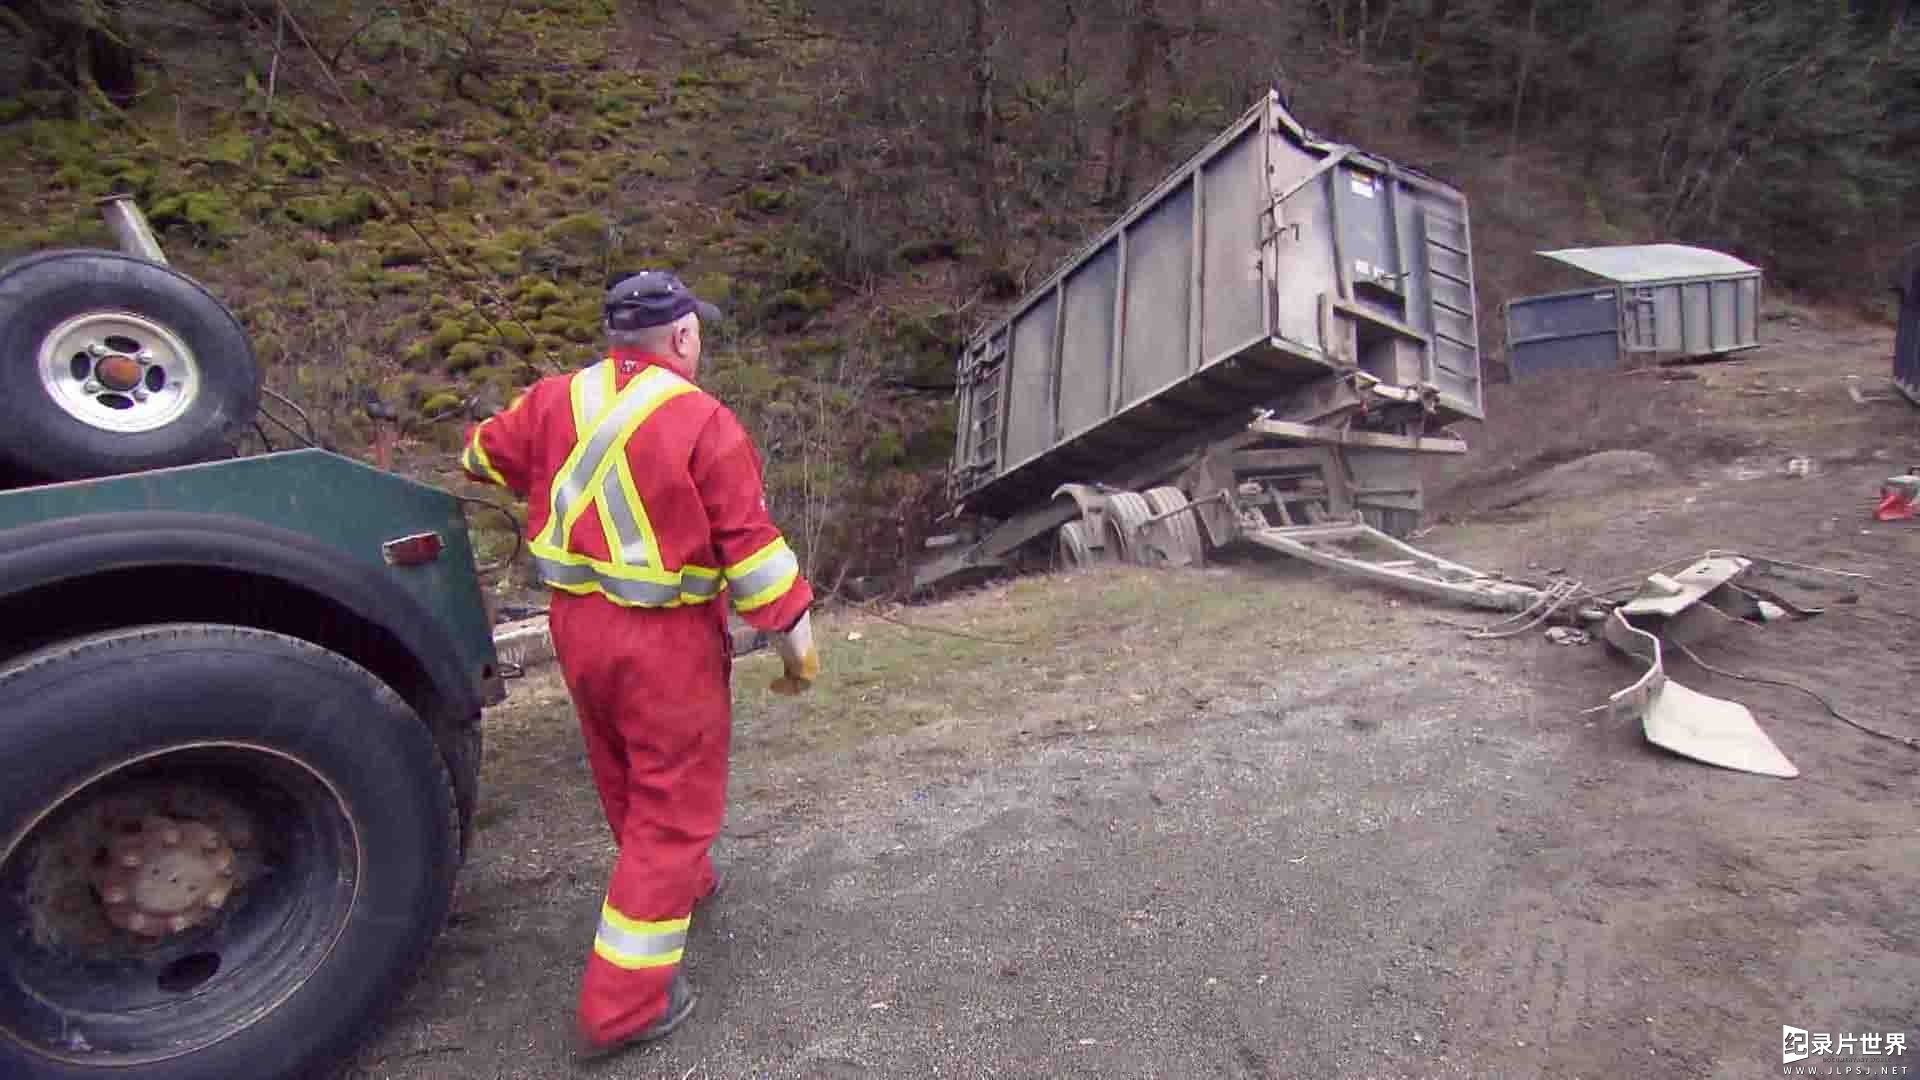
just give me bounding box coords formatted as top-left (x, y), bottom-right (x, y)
top-left (1057, 521), bottom-right (1098, 568)
top-left (0, 623), bottom-right (459, 1080)
top-left (1102, 492), bottom-right (1156, 564)
top-left (1143, 487), bottom-right (1207, 567)
top-left (0, 249), bottom-right (260, 483)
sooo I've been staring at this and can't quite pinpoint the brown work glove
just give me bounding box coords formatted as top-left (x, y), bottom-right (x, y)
top-left (769, 610), bottom-right (819, 695)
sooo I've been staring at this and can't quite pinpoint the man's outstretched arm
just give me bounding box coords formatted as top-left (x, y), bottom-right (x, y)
top-left (690, 406), bottom-right (818, 691)
top-left (460, 389), bottom-right (536, 498)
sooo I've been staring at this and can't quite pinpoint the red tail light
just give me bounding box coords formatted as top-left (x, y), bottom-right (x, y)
top-left (383, 532), bottom-right (444, 566)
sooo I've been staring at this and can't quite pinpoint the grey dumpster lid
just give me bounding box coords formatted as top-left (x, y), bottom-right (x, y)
top-left (1538, 244), bottom-right (1759, 284)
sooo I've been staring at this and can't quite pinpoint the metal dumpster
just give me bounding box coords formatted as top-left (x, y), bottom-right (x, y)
top-left (1505, 245), bottom-right (1763, 378)
top-left (1895, 243), bottom-right (1920, 407)
top-left (949, 90), bottom-right (1483, 519)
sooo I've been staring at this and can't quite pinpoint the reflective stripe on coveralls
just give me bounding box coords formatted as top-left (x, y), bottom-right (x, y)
top-left (525, 359), bottom-right (804, 611)
top-left (592, 904), bottom-right (690, 970)
top-left (527, 362), bottom-right (726, 606)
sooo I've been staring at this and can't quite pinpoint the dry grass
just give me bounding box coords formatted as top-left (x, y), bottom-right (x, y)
top-left (722, 561), bottom-right (1424, 765)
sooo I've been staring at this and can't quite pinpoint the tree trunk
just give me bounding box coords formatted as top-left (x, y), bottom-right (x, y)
top-left (4, 0), bottom-right (140, 106)
top-left (967, 0), bottom-right (1008, 285)
top-left (1101, 0), bottom-right (1165, 208)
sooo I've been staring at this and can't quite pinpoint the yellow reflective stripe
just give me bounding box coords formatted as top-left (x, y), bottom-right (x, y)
top-left (571, 359), bottom-right (614, 434)
top-left (462, 426), bottom-right (508, 487)
top-left (612, 453), bottom-right (661, 567)
top-left (535, 368), bottom-right (677, 559)
top-left (556, 376), bottom-right (695, 550)
top-left (726, 537), bottom-right (801, 611)
top-left (536, 364), bottom-right (658, 552)
top-left (592, 904), bottom-right (689, 970)
top-left (530, 555), bottom-right (724, 607)
top-left (525, 362), bottom-right (731, 607)
top-left (594, 495), bottom-right (624, 566)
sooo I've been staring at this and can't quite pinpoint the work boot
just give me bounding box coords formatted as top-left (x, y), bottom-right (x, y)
top-left (697, 864), bottom-right (726, 907)
top-left (570, 973), bottom-right (698, 1062)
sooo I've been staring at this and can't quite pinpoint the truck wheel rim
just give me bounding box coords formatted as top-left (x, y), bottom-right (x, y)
top-left (36, 311), bottom-right (204, 434)
top-left (0, 742), bottom-right (360, 1066)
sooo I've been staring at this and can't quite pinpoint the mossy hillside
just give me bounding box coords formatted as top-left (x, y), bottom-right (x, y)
top-left (0, 1), bottom-right (1013, 585)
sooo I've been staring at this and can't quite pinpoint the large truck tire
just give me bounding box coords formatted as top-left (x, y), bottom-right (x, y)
top-left (0, 623), bottom-right (460, 1080)
top-left (0, 250), bottom-right (260, 483)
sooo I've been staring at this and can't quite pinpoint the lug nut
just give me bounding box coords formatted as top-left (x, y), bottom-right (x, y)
top-left (137, 350), bottom-right (154, 365)
top-left (133, 388), bottom-right (150, 402)
top-left (88, 343), bottom-right (108, 357)
top-left (84, 380), bottom-right (103, 394)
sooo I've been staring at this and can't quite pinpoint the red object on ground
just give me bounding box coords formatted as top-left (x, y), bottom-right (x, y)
top-left (1875, 488), bottom-right (1916, 521)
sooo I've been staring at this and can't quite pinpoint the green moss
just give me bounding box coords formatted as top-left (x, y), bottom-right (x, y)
top-left (381, 239), bottom-right (432, 267)
top-left (545, 212), bottom-right (607, 250)
top-left (863, 430), bottom-right (906, 468)
top-left (147, 191), bottom-right (242, 244)
top-left (783, 337), bottom-right (841, 360)
top-left (202, 130), bottom-right (253, 167)
top-left (287, 191), bottom-right (379, 234)
top-left (778, 253), bottom-right (827, 290)
top-left (547, 87), bottom-right (589, 112)
top-left (374, 270), bottom-right (427, 297)
top-left (460, 141), bottom-right (505, 167)
top-left (534, 312), bottom-right (577, 336)
top-left (429, 319), bottom-right (468, 355)
top-left (631, 151), bottom-right (673, 178)
top-left (445, 175), bottom-right (477, 206)
top-left (420, 391), bottom-right (466, 418)
top-left (0, 99), bottom-right (24, 124)
top-left (51, 162), bottom-right (104, 196)
top-left (905, 407), bottom-right (959, 467)
top-left (746, 187), bottom-right (788, 214)
top-left (265, 142), bottom-right (318, 178)
top-left (484, 323), bottom-right (535, 353)
top-left (762, 287), bottom-right (831, 329)
top-left (521, 280), bottom-right (567, 309)
top-left (690, 273), bottom-right (735, 305)
top-left (446, 341), bottom-right (491, 373)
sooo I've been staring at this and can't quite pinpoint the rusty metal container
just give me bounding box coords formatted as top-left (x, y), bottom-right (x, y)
top-left (948, 91), bottom-right (1483, 518)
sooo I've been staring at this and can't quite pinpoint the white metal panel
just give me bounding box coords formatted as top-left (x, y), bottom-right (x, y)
top-left (1539, 244), bottom-right (1759, 284)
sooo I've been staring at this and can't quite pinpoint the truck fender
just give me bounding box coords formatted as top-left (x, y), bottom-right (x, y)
top-left (1051, 483), bottom-right (1115, 552)
top-left (0, 509), bottom-right (482, 726)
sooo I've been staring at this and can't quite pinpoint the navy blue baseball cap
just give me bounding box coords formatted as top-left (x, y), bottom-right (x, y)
top-left (603, 270), bottom-right (723, 330)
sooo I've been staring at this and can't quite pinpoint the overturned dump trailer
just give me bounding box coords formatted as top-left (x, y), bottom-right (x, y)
top-left (1505, 245), bottom-right (1764, 378)
top-left (914, 90), bottom-right (1493, 598)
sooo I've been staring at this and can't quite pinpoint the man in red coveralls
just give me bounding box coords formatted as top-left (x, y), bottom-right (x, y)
top-left (458, 270), bottom-right (820, 1059)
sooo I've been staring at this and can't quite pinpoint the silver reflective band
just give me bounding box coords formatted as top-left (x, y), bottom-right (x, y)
top-left (550, 368), bottom-right (673, 546)
top-left (595, 921), bottom-right (687, 961)
top-left (728, 544), bottom-right (799, 598)
top-left (534, 556), bottom-right (719, 605)
top-left (600, 464), bottom-right (652, 566)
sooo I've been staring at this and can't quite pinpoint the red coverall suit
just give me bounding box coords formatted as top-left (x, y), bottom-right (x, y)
top-left (459, 348), bottom-right (813, 1044)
